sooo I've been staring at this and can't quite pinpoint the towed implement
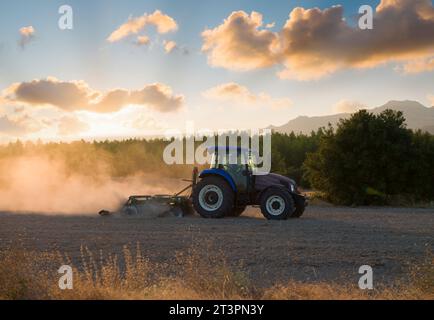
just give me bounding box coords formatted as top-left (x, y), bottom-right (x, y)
top-left (100, 147), bottom-right (307, 220)
top-left (99, 169), bottom-right (198, 218)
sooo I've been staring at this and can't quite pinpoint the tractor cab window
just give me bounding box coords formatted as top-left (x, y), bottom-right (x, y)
top-left (209, 149), bottom-right (251, 192)
top-left (210, 150), bottom-right (248, 171)
top-left (248, 153), bottom-right (260, 175)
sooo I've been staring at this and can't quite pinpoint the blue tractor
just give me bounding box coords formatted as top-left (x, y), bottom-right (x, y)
top-left (192, 147), bottom-right (307, 220)
top-left (99, 146), bottom-right (307, 220)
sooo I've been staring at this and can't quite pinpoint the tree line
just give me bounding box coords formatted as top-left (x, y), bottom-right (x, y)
top-left (1, 109), bottom-right (433, 205)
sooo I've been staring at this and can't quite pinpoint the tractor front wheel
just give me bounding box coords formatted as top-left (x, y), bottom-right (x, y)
top-left (193, 177), bottom-right (234, 219)
top-left (260, 188), bottom-right (294, 220)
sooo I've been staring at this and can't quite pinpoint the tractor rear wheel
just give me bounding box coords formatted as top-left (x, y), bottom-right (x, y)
top-left (193, 177), bottom-right (234, 219)
top-left (260, 188), bottom-right (294, 220)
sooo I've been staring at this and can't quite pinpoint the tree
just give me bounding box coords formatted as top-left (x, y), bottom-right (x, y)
top-left (408, 131), bottom-right (434, 200)
top-left (304, 110), bottom-right (415, 205)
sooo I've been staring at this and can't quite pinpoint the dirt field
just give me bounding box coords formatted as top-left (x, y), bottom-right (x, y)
top-left (0, 206), bottom-right (432, 288)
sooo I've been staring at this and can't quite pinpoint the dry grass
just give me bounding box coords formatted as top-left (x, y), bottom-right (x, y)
top-left (0, 244), bottom-right (432, 300)
top-left (263, 252), bottom-right (434, 300)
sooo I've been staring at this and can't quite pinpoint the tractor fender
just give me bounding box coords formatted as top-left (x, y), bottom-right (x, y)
top-left (258, 184), bottom-right (287, 197)
top-left (199, 169), bottom-right (237, 192)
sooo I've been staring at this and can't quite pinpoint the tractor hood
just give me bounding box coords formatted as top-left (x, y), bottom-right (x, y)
top-left (254, 173), bottom-right (297, 193)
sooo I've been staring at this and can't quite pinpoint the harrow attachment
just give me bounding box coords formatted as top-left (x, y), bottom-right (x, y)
top-left (99, 169), bottom-right (198, 218)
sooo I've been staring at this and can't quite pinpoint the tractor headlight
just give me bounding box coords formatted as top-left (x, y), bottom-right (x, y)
top-left (290, 184), bottom-right (295, 192)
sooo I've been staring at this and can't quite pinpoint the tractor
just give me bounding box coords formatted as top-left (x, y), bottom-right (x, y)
top-left (192, 146), bottom-right (307, 220)
top-left (99, 146), bottom-right (307, 220)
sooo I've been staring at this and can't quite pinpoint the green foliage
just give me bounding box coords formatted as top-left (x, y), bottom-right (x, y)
top-left (271, 131), bottom-right (323, 187)
top-left (304, 110), bottom-right (434, 205)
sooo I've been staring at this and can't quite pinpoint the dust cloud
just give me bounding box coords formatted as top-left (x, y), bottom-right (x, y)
top-left (0, 156), bottom-right (184, 215)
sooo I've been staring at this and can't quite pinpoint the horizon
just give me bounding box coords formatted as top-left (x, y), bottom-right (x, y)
top-left (1, 98), bottom-right (431, 146)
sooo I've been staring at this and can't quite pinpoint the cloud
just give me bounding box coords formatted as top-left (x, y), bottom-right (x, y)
top-left (396, 57), bottom-right (434, 74)
top-left (333, 100), bottom-right (367, 114)
top-left (279, 1), bottom-right (434, 80)
top-left (0, 115), bottom-right (30, 135)
top-left (202, 11), bottom-right (279, 71)
top-left (203, 82), bottom-right (292, 109)
top-left (0, 116), bottom-right (28, 135)
top-left (107, 10), bottom-right (178, 43)
top-left (0, 112), bottom-right (45, 136)
top-left (19, 26), bottom-right (36, 37)
top-left (135, 35), bottom-right (150, 46)
top-left (202, 1), bottom-right (434, 80)
top-left (2, 77), bottom-right (184, 113)
top-left (57, 115), bottom-right (90, 136)
top-left (93, 83), bottom-right (184, 113)
top-left (19, 26), bottom-right (35, 49)
top-left (428, 94), bottom-right (434, 106)
top-left (203, 82), bottom-right (256, 103)
top-left (124, 113), bottom-right (165, 131)
top-left (3, 77), bottom-right (97, 111)
top-left (163, 40), bottom-right (177, 53)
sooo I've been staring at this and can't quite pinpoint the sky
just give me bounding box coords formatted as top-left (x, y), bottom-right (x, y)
top-left (0, 0), bottom-right (433, 142)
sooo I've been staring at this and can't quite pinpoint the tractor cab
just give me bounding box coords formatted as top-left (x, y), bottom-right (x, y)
top-left (208, 146), bottom-right (256, 193)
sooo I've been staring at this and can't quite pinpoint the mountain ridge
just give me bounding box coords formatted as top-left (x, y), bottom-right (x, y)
top-left (270, 100), bottom-right (434, 134)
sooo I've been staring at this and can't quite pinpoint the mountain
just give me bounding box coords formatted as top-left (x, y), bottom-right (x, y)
top-left (271, 100), bottom-right (434, 135)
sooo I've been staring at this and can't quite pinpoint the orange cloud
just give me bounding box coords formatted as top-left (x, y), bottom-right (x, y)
top-left (202, 1), bottom-right (434, 80)
top-left (19, 26), bottom-right (35, 49)
top-left (107, 10), bottom-right (178, 43)
top-left (202, 11), bottom-right (279, 71)
top-left (135, 35), bottom-right (150, 46)
top-left (333, 100), bottom-right (367, 114)
top-left (2, 78), bottom-right (184, 113)
top-left (163, 40), bottom-right (177, 53)
top-left (279, 0), bottom-right (434, 80)
top-left (19, 26), bottom-right (35, 37)
top-left (3, 77), bottom-right (96, 111)
top-left (203, 82), bottom-right (292, 109)
top-left (397, 57), bottom-right (434, 74)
